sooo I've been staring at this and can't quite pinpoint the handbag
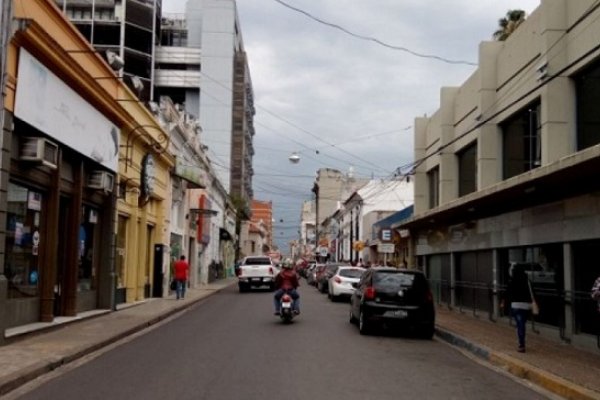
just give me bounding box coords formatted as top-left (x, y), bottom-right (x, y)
top-left (527, 279), bottom-right (540, 315)
top-left (170, 280), bottom-right (177, 291)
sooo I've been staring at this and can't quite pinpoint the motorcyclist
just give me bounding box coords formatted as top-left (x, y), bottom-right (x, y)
top-left (273, 259), bottom-right (300, 315)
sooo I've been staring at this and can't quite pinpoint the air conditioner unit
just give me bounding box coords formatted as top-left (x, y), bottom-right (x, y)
top-left (87, 170), bottom-right (114, 193)
top-left (19, 137), bottom-right (59, 168)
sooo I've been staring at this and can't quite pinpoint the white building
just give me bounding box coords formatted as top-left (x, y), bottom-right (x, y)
top-left (156, 0), bottom-right (255, 207)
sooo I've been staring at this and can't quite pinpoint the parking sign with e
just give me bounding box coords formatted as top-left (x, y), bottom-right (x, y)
top-left (381, 229), bottom-right (392, 242)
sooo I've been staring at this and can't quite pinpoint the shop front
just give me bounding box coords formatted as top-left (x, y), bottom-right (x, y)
top-left (2, 46), bottom-right (118, 327)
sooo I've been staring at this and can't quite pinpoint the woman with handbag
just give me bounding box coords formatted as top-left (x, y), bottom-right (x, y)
top-left (503, 263), bottom-right (537, 353)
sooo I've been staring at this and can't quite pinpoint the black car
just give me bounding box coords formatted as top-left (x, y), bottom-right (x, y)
top-left (349, 267), bottom-right (435, 338)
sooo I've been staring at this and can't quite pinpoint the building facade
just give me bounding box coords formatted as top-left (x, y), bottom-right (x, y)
top-left (156, 0), bottom-right (255, 207)
top-left (1, 0), bottom-right (172, 341)
top-left (405, 0), bottom-right (600, 350)
top-left (54, 0), bottom-right (161, 102)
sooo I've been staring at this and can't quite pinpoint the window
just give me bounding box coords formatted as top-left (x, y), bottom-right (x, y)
top-left (427, 166), bottom-right (440, 209)
top-left (575, 60), bottom-right (600, 150)
top-left (457, 141), bottom-right (477, 196)
top-left (5, 183), bottom-right (43, 298)
top-left (502, 100), bottom-right (541, 179)
top-left (78, 207), bottom-right (100, 292)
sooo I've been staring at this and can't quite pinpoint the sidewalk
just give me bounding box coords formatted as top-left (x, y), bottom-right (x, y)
top-left (435, 307), bottom-right (600, 400)
top-left (0, 281), bottom-right (599, 400)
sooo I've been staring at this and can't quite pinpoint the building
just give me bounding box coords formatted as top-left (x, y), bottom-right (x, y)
top-left (251, 199), bottom-right (273, 250)
top-left (299, 200), bottom-right (316, 258)
top-left (311, 168), bottom-right (368, 260)
top-left (404, 0), bottom-right (600, 350)
top-left (337, 179), bottom-right (413, 264)
top-left (156, 0), bottom-right (255, 208)
top-left (1, 0), bottom-right (172, 342)
top-left (54, 0), bottom-right (161, 102)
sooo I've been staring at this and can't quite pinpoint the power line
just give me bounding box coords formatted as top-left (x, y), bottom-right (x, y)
top-left (273, 0), bottom-right (477, 66)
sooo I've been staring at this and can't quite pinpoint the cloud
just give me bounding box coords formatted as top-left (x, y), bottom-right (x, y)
top-left (162, 0), bottom-right (541, 250)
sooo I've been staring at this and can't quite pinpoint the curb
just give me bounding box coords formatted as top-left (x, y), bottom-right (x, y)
top-left (435, 327), bottom-right (600, 400)
top-left (0, 282), bottom-right (234, 397)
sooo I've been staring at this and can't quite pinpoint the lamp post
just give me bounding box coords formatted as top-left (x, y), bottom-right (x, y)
top-left (311, 182), bottom-right (319, 261)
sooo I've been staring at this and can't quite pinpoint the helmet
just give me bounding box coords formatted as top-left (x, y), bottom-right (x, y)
top-left (282, 258), bottom-right (293, 269)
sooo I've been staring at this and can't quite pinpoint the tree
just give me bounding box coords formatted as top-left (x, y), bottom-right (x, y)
top-left (493, 10), bottom-right (526, 41)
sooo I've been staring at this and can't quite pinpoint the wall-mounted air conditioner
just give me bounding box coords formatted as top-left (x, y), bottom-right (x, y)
top-left (19, 137), bottom-right (59, 168)
top-left (87, 170), bottom-right (114, 193)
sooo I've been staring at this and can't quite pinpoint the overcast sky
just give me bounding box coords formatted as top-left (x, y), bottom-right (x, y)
top-left (162, 0), bottom-right (541, 252)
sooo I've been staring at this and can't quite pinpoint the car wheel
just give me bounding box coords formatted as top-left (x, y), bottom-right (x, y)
top-left (269, 283), bottom-right (275, 292)
top-left (349, 309), bottom-right (357, 324)
top-left (419, 323), bottom-right (435, 340)
top-left (238, 283), bottom-right (247, 293)
top-left (359, 310), bottom-right (371, 335)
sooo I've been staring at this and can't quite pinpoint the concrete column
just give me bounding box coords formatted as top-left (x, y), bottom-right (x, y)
top-left (450, 252), bottom-right (456, 308)
top-left (439, 87), bottom-right (458, 205)
top-left (0, 111), bottom-right (11, 344)
top-left (492, 249), bottom-right (500, 319)
top-left (562, 242), bottom-right (573, 341)
top-left (413, 117), bottom-right (428, 214)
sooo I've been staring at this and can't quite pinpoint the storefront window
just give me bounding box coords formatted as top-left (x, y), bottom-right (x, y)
top-left (78, 207), bottom-right (99, 292)
top-left (5, 183), bottom-right (42, 298)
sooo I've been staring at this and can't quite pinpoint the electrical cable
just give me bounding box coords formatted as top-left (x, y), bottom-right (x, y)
top-left (272, 0), bottom-right (477, 66)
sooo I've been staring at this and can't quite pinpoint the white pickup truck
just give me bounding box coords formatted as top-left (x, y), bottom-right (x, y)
top-left (237, 255), bottom-right (279, 292)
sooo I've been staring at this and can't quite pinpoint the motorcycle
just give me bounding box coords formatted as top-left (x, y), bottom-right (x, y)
top-left (279, 293), bottom-right (296, 323)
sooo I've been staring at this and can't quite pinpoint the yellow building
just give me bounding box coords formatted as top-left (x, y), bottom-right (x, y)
top-left (0, 0), bottom-right (173, 340)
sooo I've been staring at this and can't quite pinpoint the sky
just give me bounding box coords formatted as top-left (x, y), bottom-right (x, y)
top-left (162, 0), bottom-right (541, 253)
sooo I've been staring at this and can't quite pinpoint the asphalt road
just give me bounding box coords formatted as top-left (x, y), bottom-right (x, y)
top-left (10, 283), bottom-right (550, 400)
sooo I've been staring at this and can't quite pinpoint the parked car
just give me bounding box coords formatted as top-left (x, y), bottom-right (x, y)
top-left (307, 264), bottom-right (326, 286)
top-left (328, 266), bottom-right (365, 301)
top-left (349, 267), bottom-right (435, 338)
top-left (316, 263), bottom-right (341, 293)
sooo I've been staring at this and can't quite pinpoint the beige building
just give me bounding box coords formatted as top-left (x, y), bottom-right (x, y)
top-left (404, 0), bottom-right (600, 350)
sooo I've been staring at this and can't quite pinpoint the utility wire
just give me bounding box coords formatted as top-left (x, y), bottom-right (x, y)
top-left (273, 0), bottom-right (477, 66)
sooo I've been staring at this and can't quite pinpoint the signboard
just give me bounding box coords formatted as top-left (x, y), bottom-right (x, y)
top-left (175, 156), bottom-right (207, 188)
top-left (378, 243), bottom-right (395, 253)
top-left (380, 228), bottom-right (392, 242)
top-left (14, 50), bottom-right (119, 172)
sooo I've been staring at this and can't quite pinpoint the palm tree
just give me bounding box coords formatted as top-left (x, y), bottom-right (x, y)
top-left (493, 10), bottom-right (526, 41)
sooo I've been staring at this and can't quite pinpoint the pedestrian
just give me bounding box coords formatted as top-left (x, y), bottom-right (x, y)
top-left (591, 275), bottom-right (600, 312)
top-left (502, 263), bottom-right (536, 353)
top-left (173, 255), bottom-right (189, 300)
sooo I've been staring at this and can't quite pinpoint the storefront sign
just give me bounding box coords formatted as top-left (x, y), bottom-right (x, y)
top-left (378, 243), bottom-right (395, 253)
top-left (141, 153), bottom-right (155, 197)
top-left (174, 156), bottom-right (206, 188)
top-left (14, 49), bottom-right (119, 172)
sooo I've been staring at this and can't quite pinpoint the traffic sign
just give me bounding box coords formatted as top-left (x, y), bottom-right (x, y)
top-left (378, 243), bottom-right (395, 253)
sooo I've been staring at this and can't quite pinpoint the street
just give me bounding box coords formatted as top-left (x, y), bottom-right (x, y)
top-left (9, 284), bottom-right (550, 400)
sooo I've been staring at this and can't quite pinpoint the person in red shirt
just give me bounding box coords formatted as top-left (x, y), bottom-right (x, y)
top-left (273, 259), bottom-right (300, 315)
top-left (173, 255), bottom-right (189, 300)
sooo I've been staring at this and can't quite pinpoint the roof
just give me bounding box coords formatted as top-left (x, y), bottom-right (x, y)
top-left (374, 205), bottom-right (414, 228)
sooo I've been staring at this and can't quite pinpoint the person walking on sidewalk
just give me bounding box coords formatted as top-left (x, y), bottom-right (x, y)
top-left (174, 255), bottom-right (189, 300)
top-left (503, 263), bottom-right (535, 353)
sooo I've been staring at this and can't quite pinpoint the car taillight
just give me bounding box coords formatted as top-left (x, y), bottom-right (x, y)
top-left (269, 267), bottom-right (274, 275)
top-left (425, 289), bottom-right (433, 303)
top-left (364, 286), bottom-right (376, 300)
top-left (334, 276), bottom-right (342, 284)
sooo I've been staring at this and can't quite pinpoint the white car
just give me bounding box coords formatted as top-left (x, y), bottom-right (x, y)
top-left (328, 266), bottom-right (366, 301)
top-left (237, 256), bottom-right (278, 292)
